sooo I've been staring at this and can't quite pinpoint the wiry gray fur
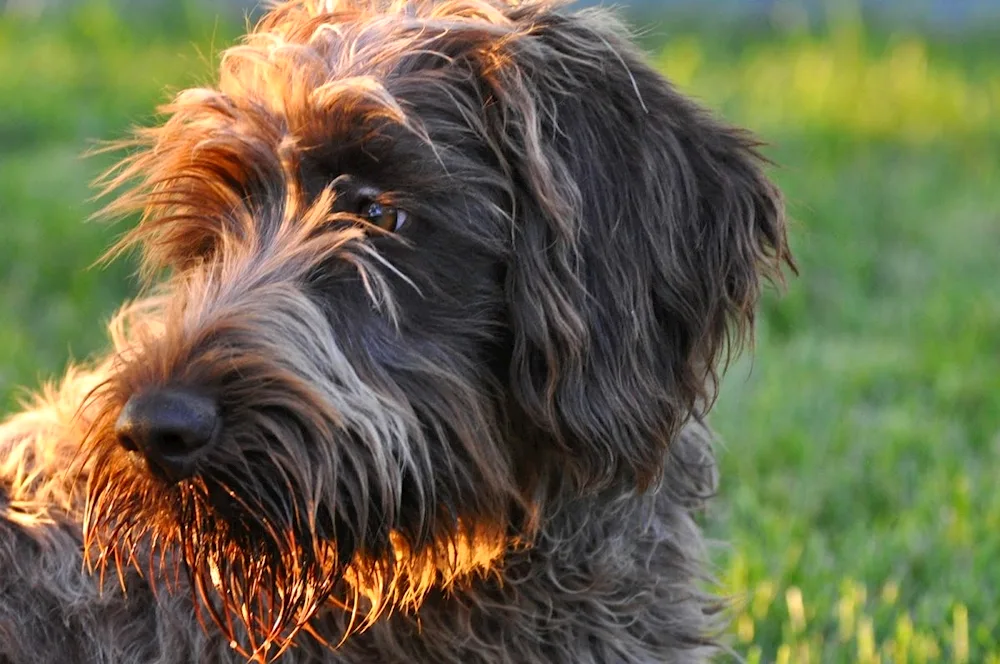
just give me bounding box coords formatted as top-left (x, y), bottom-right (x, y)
top-left (0, 1), bottom-right (794, 662)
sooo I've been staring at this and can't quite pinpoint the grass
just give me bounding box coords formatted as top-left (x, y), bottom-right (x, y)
top-left (1, 3), bottom-right (998, 662)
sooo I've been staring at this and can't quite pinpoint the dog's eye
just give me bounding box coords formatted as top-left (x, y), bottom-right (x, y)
top-left (362, 201), bottom-right (408, 233)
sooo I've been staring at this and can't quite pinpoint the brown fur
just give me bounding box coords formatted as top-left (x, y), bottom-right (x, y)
top-left (0, 1), bottom-right (793, 662)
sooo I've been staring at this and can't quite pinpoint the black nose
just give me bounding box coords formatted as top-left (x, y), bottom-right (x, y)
top-left (115, 388), bottom-right (220, 482)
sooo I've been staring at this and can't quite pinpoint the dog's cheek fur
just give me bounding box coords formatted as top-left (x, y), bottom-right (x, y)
top-left (494, 9), bottom-right (794, 491)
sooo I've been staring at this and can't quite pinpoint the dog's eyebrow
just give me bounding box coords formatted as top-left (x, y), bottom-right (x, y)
top-left (311, 76), bottom-right (408, 123)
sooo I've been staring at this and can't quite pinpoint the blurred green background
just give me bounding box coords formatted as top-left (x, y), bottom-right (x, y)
top-left (1, 1), bottom-right (998, 661)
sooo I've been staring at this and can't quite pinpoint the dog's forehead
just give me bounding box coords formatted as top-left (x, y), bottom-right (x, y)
top-left (216, 1), bottom-right (527, 135)
top-left (259, 0), bottom-right (523, 56)
top-left (280, 0), bottom-right (525, 23)
top-left (207, 1), bottom-right (536, 185)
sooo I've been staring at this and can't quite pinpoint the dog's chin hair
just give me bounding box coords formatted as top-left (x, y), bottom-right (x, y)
top-left (83, 442), bottom-right (335, 659)
top-left (82, 421), bottom-right (511, 661)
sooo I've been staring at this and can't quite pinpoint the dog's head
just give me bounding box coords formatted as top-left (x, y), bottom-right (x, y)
top-left (82, 0), bottom-right (793, 656)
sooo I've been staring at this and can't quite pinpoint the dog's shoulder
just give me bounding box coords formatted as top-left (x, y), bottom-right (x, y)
top-left (0, 364), bottom-right (107, 517)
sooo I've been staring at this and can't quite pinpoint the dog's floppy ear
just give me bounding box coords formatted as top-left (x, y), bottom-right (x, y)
top-left (490, 7), bottom-right (795, 492)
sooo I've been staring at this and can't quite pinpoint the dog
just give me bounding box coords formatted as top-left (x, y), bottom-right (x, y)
top-left (0, 1), bottom-right (793, 662)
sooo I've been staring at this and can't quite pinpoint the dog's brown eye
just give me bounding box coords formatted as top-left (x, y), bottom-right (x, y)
top-left (362, 201), bottom-right (407, 232)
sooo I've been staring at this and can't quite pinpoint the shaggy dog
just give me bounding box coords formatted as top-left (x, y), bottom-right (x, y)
top-left (0, 1), bottom-right (793, 662)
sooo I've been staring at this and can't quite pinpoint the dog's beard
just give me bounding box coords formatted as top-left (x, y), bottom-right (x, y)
top-left (80, 348), bottom-right (518, 661)
top-left (78, 342), bottom-right (418, 659)
top-left (83, 408), bottom-right (355, 660)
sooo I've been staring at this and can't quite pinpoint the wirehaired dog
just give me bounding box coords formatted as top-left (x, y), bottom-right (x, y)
top-left (0, 0), bottom-right (793, 661)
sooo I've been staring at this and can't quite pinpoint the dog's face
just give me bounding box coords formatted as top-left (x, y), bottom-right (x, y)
top-left (81, 0), bottom-right (792, 656)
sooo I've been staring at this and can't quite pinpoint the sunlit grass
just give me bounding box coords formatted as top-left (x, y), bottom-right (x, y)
top-left (0, 4), bottom-right (998, 661)
top-left (665, 15), bottom-right (1000, 664)
top-left (657, 22), bottom-right (999, 142)
top-left (726, 567), bottom-right (986, 663)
